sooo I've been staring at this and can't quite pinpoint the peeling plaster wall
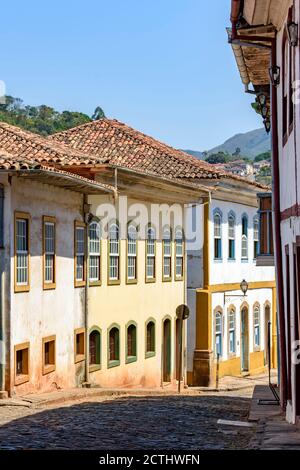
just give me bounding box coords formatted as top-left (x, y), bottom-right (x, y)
top-left (10, 177), bottom-right (85, 396)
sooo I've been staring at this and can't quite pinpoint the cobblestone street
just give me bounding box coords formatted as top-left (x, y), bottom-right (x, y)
top-left (0, 389), bottom-right (255, 450)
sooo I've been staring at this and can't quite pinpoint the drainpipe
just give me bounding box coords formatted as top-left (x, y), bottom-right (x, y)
top-left (83, 194), bottom-right (91, 386)
top-left (230, 0), bottom-right (288, 407)
top-left (0, 185), bottom-right (4, 393)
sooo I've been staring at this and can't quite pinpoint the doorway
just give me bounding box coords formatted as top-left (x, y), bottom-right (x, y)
top-left (163, 318), bottom-right (171, 382)
top-left (241, 306), bottom-right (249, 372)
top-left (264, 304), bottom-right (271, 366)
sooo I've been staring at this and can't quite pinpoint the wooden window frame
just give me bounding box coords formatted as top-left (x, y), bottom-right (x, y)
top-left (74, 221), bottom-right (86, 288)
top-left (145, 318), bottom-right (156, 358)
top-left (227, 306), bottom-right (236, 357)
top-left (214, 307), bottom-right (223, 358)
top-left (14, 342), bottom-right (30, 385)
top-left (213, 211), bottom-right (222, 261)
top-left (145, 226), bottom-right (156, 283)
top-left (107, 324), bottom-right (120, 368)
top-left (174, 229), bottom-right (184, 281)
top-left (126, 224), bottom-right (138, 285)
top-left (162, 228), bottom-right (172, 282)
top-left (89, 327), bottom-right (101, 373)
top-left (125, 321), bottom-right (137, 364)
top-left (74, 328), bottom-right (85, 363)
top-left (43, 216), bottom-right (56, 290)
top-left (42, 335), bottom-right (56, 375)
top-left (107, 222), bottom-right (121, 286)
top-left (253, 303), bottom-right (261, 352)
top-left (88, 221), bottom-right (101, 287)
top-left (14, 211), bottom-right (30, 293)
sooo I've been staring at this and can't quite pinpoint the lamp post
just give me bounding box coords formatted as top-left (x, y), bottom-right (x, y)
top-left (176, 304), bottom-right (190, 394)
top-left (269, 65), bottom-right (281, 87)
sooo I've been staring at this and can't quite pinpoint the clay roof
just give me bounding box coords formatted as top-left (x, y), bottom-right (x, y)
top-left (51, 119), bottom-right (269, 190)
top-left (50, 119), bottom-right (222, 180)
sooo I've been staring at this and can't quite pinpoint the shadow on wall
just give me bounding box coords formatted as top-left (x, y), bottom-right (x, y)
top-left (0, 395), bottom-right (253, 450)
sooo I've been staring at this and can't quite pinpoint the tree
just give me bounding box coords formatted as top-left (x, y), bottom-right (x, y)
top-left (0, 95), bottom-right (104, 136)
top-left (254, 151), bottom-right (271, 162)
top-left (205, 152), bottom-right (229, 164)
top-left (92, 106), bottom-right (106, 121)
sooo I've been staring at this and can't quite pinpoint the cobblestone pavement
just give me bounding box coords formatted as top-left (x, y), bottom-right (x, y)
top-left (0, 389), bottom-right (255, 450)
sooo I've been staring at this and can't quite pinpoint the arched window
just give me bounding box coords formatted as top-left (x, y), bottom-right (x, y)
top-left (126, 323), bottom-right (137, 363)
top-left (146, 320), bottom-right (155, 357)
top-left (89, 329), bottom-right (101, 370)
top-left (175, 228), bottom-right (184, 279)
top-left (89, 221), bottom-right (101, 283)
top-left (127, 224), bottom-right (137, 282)
top-left (108, 326), bottom-right (120, 367)
top-left (253, 217), bottom-right (259, 259)
top-left (228, 213), bottom-right (235, 260)
top-left (241, 215), bottom-right (248, 260)
top-left (254, 305), bottom-right (260, 349)
top-left (215, 311), bottom-right (223, 357)
top-left (163, 227), bottom-right (172, 280)
top-left (146, 226), bottom-right (156, 281)
top-left (228, 309), bottom-right (236, 354)
top-left (108, 223), bottom-right (120, 282)
top-left (214, 212), bottom-right (222, 260)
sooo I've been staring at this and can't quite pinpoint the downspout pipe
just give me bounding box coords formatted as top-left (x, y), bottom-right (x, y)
top-left (230, 1), bottom-right (288, 407)
top-left (0, 185), bottom-right (4, 392)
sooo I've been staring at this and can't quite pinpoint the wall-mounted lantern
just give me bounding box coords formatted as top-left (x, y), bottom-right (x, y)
top-left (264, 119), bottom-right (271, 134)
top-left (224, 279), bottom-right (249, 304)
top-left (287, 21), bottom-right (298, 47)
top-left (269, 65), bottom-right (281, 87)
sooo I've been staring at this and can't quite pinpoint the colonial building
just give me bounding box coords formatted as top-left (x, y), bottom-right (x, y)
top-left (228, 0), bottom-right (300, 423)
top-left (185, 178), bottom-right (276, 386)
top-left (0, 121), bottom-right (210, 396)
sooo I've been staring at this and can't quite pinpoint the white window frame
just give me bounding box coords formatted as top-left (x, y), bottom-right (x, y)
top-left (89, 221), bottom-right (101, 284)
top-left (43, 217), bottom-right (56, 288)
top-left (163, 228), bottom-right (172, 280)
top-left (75, 222), bottom-right (86, 285)
top-left (108, 223), bottom-right (120, 283)
top-left (175, 228), bottom-right (184, 280)
top-left (127, 224), bottom-right (137, 282)
top-left (214, 212), bottom-right (222, 260)
top-left (146, 226), bottom-right (156, 281)
top-left (15, 212), bottom-right (30, 291)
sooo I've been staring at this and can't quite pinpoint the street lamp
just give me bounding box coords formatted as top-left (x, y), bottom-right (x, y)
top-left (224, 279), bottom-right (248, 304)
top-left (269, 65), bottom-right (281, 87)
top-left (287, 21), bottom-right (298, 47)
top-left (264, 119), bottom-right (271, 134)
top-left (257, 93), bottom-right (267, 108)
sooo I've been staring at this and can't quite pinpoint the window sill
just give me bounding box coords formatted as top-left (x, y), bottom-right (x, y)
top-left (108, 360), bottom-right (120, 369)
top-left (42, 364), bottom-right (56, 376)
top-left (162, 277), bottom-right (172, 283)
top-left (89, 364), bottom-right (101, 373)
top-left (213, 259), bottom-right (223, 263)
top-left (228, 258), bottom-right (236, 262)
top-left (89, 280), bottom-right (102, 287)
top-left (145, 277), bottom-right (156, 284)
top-left (145, 351), bottom-right (155, 359)
top-left (14, 284), bottom-right (30, 293)
top-left (241, 259), bottom-right (249, 263)
top-left (126, 278), bottom-right (138, 285)
top-left (175, 276), bottom-right (184, 282)
top-left (107, 279), bottom-right (121, 286)
top-left (74, 280), bottom-right (86, 288)
top-left (74, 354), bottom-right (85, 364)
top-left (15, 374), bottom-right (29, 386)
top-left (43, 282), bottom-right (56, 291)
top-left (126, 355), bottom-right (137, 364)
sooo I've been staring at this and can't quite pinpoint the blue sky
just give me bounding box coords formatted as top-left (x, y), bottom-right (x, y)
top-left (0, 0), bottom-right (262, 150)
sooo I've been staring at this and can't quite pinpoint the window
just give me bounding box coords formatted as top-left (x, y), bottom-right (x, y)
top-left (74, 328), bottom-right (85, 363)
top-left (215, 311), bottom-right (222, 357)
top-left (43, 216), bottom-right (56, 289)
top-left (163, 228), bottom-right (172, 280)
top-left (214, 212), bottom-right (222, 260)
top-left (228, 309), bottom-right (236, 355)
top-left (75, 222), bottom-right (86, 287)
top-left (254, 305), bottom-right (260, 349)
top-left (14, 343), bottom-right (29, 385)
top-left (108, 223), bottom-right (120, 284)
top-left (282, 17), bottom-right (294, 144)
top-left (146, 226), bottom-right (156, 281)
top-left (89, 221), bottom-right (101, 285)
top-left (127, 224), bottom-right (137, 283)
top-left (42, 336), bottom-right (56, 375)
top-left (175, 228), bottom-right (184, 280)
top-left (253, 217), bottom-right (259, 259)
top-left (15, 212), bottom-right (30, 292)
top-left (108, 326), bottom-right (120, 367)
top-left (126, 323), bottom-right (137, 363)
top-left (228, 213), bottom-right (235, 260)
top-left (241, 215), bottom-right (248, 260)
top-left (146, 320), bottom-right (156, 358)
top-left (89, 329), bottom-right (101, 371)
top-left (258, 194), bottom-right (274, 258)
